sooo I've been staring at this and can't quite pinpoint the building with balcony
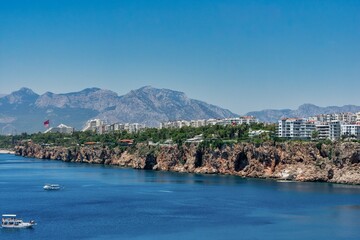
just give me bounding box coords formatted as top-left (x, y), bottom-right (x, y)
top-left (279, 116), bottom-right (344, 141)
top-left (278, 118), bottom-right (304, 138)
top-left (341, 124), bottom-right (360, 139)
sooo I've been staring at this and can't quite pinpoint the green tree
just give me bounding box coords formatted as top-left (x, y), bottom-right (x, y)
top-left (311, 130), bottom-right (319, 140)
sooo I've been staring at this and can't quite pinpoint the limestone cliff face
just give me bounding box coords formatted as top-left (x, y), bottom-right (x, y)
top-left (14, 141), bottom-right (360, 184)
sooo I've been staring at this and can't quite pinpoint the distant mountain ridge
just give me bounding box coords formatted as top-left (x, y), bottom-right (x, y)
top-left (2, 87), bottom-right (359, 134)
top-left (246, 103), bottom-right (360, 122)
top-left (0, 86), bottom-right (237, 134)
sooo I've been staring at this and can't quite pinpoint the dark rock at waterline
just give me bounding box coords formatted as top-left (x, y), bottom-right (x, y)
top-left (14, 141), bottom-right (360, 185)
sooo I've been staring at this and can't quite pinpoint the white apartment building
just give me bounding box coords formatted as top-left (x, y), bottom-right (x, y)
top-left (312, 114), bottom-right (335, 123)
top-left (315, 123), bottom-right (329, 140)
top-left (341, 124), bottom-right (360, 139)
top-left (112, 123), bottom-right (125, 131)
top-left (278, 118), bottom-right (303, 138)
top-left (160, 116), bottom-right (259, 129)
top-left (44, 123), bottom-right (74, 134)
top-left (124, 123), bottom-right (145, 133)
top-left (299, 121), bottom-right (316, 139)
top-left (311, 121), bottom-right (341, 141)
top-left (190, 119), bottom-right (206, 128)
top-left (311, 113), bottom-right (356, 124)
top-left (205, 119), bottom-right (218, 126)
top-left (160, 120), bottom-right (191, 129)
top-left (328, 120), bottom-right (341, 141)
top-left (82, 119), bottom-right (104, 132)
top-left (110, 122), bottom-right (145, 133)
top-left (82, 119), bottom-right (145, 134)
top-left (334, 112), bottom-right (357, 124)
top-left (278, 118), bottom-right (341, 140)
top-left (357, 112), bottom-right (360, 124)
top-left (229, 116), bottom-right (259, 125)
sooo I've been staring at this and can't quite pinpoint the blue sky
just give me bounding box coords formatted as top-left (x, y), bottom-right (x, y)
top-left (1, 0), bottom-right (359, 114)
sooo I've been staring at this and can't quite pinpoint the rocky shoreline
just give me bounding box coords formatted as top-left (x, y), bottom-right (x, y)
top-left (14, 141), bottom-right (360, 184)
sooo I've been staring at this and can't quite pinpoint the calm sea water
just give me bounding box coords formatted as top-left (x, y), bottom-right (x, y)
top-left (1, 154), bottom-right (360, 240)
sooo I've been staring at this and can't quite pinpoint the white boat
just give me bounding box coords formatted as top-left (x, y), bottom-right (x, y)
top-left (43, 184), bottom-right (61, 190)
top-left (1, 214), bottom-right (36, 228)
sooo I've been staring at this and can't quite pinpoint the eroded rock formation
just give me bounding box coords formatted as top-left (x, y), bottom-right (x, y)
top-left (14, 141), bottom-right (360, 184)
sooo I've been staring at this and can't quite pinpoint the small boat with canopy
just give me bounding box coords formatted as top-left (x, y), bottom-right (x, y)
top-left (1, 214), bottom-right (36, 228)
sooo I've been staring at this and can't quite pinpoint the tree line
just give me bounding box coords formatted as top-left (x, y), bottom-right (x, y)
top-left (0, 123), bottom-right (277, 149)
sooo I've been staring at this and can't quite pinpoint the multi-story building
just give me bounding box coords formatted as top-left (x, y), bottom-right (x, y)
top-left (278, 118), bottom-right (341, 140)
top-left (205, 119), bottom-right (218, 126)
top-left (160, 120), bottom-right (190, 129)
top-left (341, 124), bottom-right (360, 139)
top-left (242, 116), bottom-right (259, 124)
top-left (311, 113), bottom-right (356, 124)
top-left (334, 112), bottom-right (357, 124)
top-left (313, 121), bottom-right (341, 141)
top-left (82, 119), bottom-right (145, 134)
top-left (356, 112), bottom-right (360, 124)
top-left (315, 123), bottom-right (329, 140)
top-left (124, 123), bottom-right (145, 133)
top-left (160, 116), bottom-right (259, 129)
top-left (311, 114), bottom-right (335, 123)
top-left (328, 120), bottom-right (341, 141)
top-left (82, 119), bottom-right (104, 132)
top-left (299, 120), bottom-right (316, 139)
top-left (109, 122), bottom-right (145, 133)
top-left (278, 118), bottom-right (303, 138)
top-left (190, 119), bottom-right (206, 128)
top-left (112, 123), bottom-right (125, 131)
top-left (227, 116), bottom-right (259, 125)
top-left (44, 124), bottom-right (74, 134)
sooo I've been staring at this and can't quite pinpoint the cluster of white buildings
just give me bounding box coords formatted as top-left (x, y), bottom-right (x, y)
top-left (82, 119), bottom-right (145, 134)
top-left (81, 116), bottom-right (259, 134)
top-left (79, 116), bottom-right (259, 134)
top-left (46, 112), bottom-right (360, 142)
top-left (160, 116), bottom-right (259, 129)
top-left (278, 112), bottom-right (360, 140)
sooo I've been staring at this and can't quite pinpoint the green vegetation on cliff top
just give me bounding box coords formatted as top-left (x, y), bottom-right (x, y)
top-left (0, 123), bottom-right (277, 149)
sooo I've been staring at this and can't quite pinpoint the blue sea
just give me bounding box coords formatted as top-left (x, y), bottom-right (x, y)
top-left (1, 154), bottom-right (360, 239)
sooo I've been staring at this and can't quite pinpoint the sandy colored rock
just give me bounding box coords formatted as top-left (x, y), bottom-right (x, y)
top-left (14, 141), bottom-right (360, 184)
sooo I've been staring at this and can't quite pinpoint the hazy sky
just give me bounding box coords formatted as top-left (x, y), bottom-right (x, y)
top-left (1, 0), bottom-right (359, 114)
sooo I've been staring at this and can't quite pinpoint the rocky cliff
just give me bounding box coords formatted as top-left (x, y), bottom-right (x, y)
top-left (14, 141), bottom-right (360, 184)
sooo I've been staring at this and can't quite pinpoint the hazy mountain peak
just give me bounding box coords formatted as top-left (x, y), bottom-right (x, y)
top-left (137, 85), bottom-right (153, 91)
top-left (13, 87), bottom-right (38, 96)
top-left (4, 87), bottom-right (39, 104)
top-left (298, 103), bottom-right (318, 108)
top-left (125, 86), bottom-right (190, 108)
top-left (43, 91), bottom-right (54, 96)
top-left (78, 87), bottom-right (101, 94)
top-left (35, 87), bottom-right (119, 110)
top-left (105, 86), bottom-right (237, 126)
top-left (134, 86), bottom-right (184, 95)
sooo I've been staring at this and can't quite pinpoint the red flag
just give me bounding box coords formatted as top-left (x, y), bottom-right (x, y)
top-left (44, 120), bottom-right (50, 128)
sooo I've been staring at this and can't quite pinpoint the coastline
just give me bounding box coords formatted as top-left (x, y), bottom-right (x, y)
top-left (0, 149), bottom-right (15, 154)
top-left (13, 141), bottom-right (360, 185)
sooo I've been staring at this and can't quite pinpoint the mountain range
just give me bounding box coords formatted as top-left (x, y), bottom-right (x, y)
top-left (1, 86), bottom-right (359, 135)
top-left (0, 86), bottom-right (237, 134)
top-left (246, 104), bottom-right (360, 122)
